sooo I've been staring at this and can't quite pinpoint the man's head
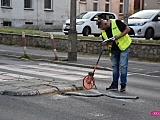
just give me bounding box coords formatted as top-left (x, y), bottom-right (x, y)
top-left (97, 19), bottom-right (110, 30)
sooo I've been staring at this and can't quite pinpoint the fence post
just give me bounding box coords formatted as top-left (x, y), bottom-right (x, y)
top-left (50, 33), bottom-right (58, 60)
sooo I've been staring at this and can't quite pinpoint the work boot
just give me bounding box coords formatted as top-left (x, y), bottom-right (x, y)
top-left (106, 85), bottom-right (118, 91)
top-left (120, 84), bottom-right (126, 92)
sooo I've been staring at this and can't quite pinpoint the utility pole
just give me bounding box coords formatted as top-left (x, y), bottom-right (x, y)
top-left (68, 0), bottom-right (77, 61)
top-left (123, 0), bottom-right (129, 25)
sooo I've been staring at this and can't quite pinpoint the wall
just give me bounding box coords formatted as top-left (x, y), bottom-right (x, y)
top-left (0, 32), bottom-right (159, 59)
top-left (0, 0), bottom-right (70, 30)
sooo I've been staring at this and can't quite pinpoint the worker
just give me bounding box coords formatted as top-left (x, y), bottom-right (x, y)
top-left (97, 18), bottom-right (132, 92)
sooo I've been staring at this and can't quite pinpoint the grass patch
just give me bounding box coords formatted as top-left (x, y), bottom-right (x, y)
top-left (0, 27), bottom-right (46, 35)
top-left (20, 54), bottom-right (32, 60)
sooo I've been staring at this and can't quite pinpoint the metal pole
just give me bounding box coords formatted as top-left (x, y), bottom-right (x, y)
top-left (68, 0), bottom-right (77, 61)
top-left (123, 0), bottom-right (129, 25)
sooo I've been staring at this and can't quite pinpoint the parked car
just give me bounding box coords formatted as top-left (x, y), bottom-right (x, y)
top-left (62, 11), bottom-right (118, 37)
top-left (128, 9), bottom-right (160, 40)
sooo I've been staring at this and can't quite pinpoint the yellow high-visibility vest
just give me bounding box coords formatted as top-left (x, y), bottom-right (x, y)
top-left (101, 19), bottom-right (132, 51)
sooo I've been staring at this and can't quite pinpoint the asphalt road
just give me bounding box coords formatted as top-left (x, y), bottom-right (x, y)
top-left (0, 92), bottom-right (156, 120)
top-left (0, 55), bottom-right (160, 120)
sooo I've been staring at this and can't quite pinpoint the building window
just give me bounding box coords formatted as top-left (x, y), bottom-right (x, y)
top-left (105, 4), bottom-right (109, 12)
top-left (1, 0), bottom-right (11, 7)
top-left (120, 0), bottom-right (123, 3)
top-left (119, 0), bottom-right (124, 14)
top-left (119, 4), bottom-right (123, 13)
top-left (3, 21), bottom-right (11, 26)
top-left (25, 22), bottom-right (33, 25)
top-left (44, 0), bottom-right (52, 10)
top-left (93, 0), bottom-right (98, 11)
top-left (93, 3), bottom-right (97, 11)
top-left (24, 0), bottom-right (32, 8)
top-left (45, 22), bottom-right (53, 25)
top-left (105, 0), bottom-right (110, 12)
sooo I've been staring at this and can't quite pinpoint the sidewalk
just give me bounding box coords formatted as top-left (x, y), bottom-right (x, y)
top-left (0, 44), bottom-right (112, 96)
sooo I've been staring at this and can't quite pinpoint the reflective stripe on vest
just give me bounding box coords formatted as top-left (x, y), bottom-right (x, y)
top-left (101, 19), bottom-right (132, 51)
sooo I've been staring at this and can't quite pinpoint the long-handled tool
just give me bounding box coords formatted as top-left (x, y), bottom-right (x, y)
top-left (83, 49), bottom-right (106, 90)
top-left (83, 37), bottom-right (115, 90)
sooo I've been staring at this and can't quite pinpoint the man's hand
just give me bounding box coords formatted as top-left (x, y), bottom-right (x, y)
top-left (106, 41), bottom-right (113, 45)
top-left (114, 36), bottom-right (119, 40)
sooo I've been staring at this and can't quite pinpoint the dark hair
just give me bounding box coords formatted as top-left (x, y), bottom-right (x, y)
top-left (96, 17), bottom-right (109, 28)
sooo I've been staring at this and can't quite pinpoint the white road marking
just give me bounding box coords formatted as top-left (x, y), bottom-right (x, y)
top-left (0, 63), bottom-right (112, 81)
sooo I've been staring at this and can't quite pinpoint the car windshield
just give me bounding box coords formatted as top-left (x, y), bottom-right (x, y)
top-left (76, 12), bottom-right (96, 19)
top-left (129, 10), bottom-right (158, 19)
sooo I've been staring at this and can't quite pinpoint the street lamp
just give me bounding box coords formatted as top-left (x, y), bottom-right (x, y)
top-left (68, 0), bottom-right (77, 61)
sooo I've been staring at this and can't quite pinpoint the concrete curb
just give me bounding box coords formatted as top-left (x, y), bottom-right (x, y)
top-left (1, 89), bottom-right (40, 96)
top-left (1, 84), bottom-right (84, 96)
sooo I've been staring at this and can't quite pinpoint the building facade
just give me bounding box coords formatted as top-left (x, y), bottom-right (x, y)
top-left (0, 0), bottom-right (134, 30)
top-left (0, 0), bottom-right (71, 30)
top-left (134, 0), bottom-right (160, 12)
top-left (78, 0), bottom-right (134, 20)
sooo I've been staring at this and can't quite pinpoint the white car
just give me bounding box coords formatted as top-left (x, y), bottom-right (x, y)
top-left (128, 9), bottom-right (160, 40)
top-left (62, 11), bottom-right (118, 37)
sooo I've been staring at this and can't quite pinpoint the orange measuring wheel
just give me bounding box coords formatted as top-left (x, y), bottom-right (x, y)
top-left (83, 74), bottom-right (95, 90)
top-left (82, 50), bottom-right (106, 90)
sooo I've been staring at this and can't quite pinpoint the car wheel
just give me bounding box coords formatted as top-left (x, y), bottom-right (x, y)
top-left (145, 28), bottom-right (154, 40)
top-left (94, 34), bottom-right (100, 37)
top-left (64, 33), bottom-right (68, 35)
top-left (82, 27), bottom-right (90, 36)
